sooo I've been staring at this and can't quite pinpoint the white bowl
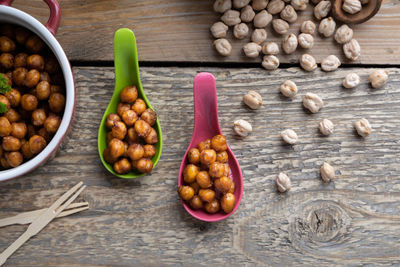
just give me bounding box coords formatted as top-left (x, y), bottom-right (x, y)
top-left (0, 4), bottom-right (75, 182)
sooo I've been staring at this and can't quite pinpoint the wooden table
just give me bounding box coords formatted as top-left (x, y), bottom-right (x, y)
top-left (1, 1), bottom-right (400, 266)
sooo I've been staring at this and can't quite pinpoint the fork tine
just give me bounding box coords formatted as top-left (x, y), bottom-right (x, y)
top-left (57, 206), bottom-right (89, 218)
top-left (45, 182), bottom-right (83, 214)
top-left (54, 185), bottom-right (87, 218)
top-left (55, 202), bottom-right (88, 212)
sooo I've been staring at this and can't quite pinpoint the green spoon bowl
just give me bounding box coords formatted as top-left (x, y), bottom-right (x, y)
top-left (97, 28), bottom-right (163, 178)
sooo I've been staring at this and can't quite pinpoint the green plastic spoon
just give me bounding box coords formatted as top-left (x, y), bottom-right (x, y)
top-left (97, 28), bottom-right (163, 178)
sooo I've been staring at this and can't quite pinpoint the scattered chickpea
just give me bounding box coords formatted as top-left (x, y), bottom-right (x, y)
top-left (280, 5), bottom-right (297, 23)
top-left (343, 39), bottom-right (361, 61)
top-left (300, 20), bottom-right (316, 35)
top-left (262, 55), bottom-right (280, 70)
top-left (276, 172), bottom-right (291, 192)
top-left (272, 19), bottom-right (289, 35)
top-left (298, 33), bottom-right (314, 49)
top-left (233, 119), bottom-right (252, 137)
top-left (280, 80), bottom-right (298, 98)
top-left (253, 10), bottom-right (273, 28)
top-left (369, 69), bottom-right (388, 89)
top-left (300, 54), bottom-right (317, 72)
top-left (210, 22), bottom-right (229, 38)
top-left (240, 5), bottom-right (256, 22)
top-left (318, 17), bottom-right (336, 37)
top-left (280, 129), bottom-right (298, 144)
top-left (251, 29), bottom-right (267, 44)
top-left (213, 0), bottom-right (232, 13)
top-left (342, 0), bottom-right (362, 14)
top-left (303, 92), bottom-right (324, 113)
top-left (262, 42), bottom-right (279, 55)
top-left (354, 118), bottom-right (371, 137)
top-left (334, 24), bottom-right (353, 44)
top-left (221, 10), bottom-right (241, 26)
top-left (243, 42), bottom-right (262, 58)
top-left (314, 1), bottom-right (331, 20)
top-left (282, 34), bottom-right (298, 54)
top-left (320, 162), bottom-right (335, 182)
top-left (233, 23), bottom-right (249, 39)
top-left (267, 0), bottom-right (285, 15)
top-left (342, 73), bottom-right (360, 88)
top-left (213, 38), bottom-right (232, 57)
top-left (321, 55), bottom-right (341, 72)
top-left (291, 0), bottom-right (309, 10)
top-left (243, 90), bottom-right (263, 109)
top-left (318, 119), bottom-right (334, 135)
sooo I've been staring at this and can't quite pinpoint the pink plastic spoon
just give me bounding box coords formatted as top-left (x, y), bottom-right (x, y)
top-left (178, 72), bottom-right (243, 222)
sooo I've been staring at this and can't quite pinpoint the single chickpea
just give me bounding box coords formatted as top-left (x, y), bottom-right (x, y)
top-left (369, 69), bottom-right (388, 88)
top-left (216, 151), bottom-right (228, 163)
top-left (214, 176), bottom-right (233, 193)
top-left (318, 17), bottom-right (336, 37)
top-left (44, 114), bottom-right (61, 134)
top-left (190, 195), bottom-right (204, 210)
top-left (209, 162), bottom-right (226, 178)
top-left (143, 144), bottom-right (156, 158)
top-left (131, 99), bottom-right (147, 115)
top-left (223, 164), bottom-right (231, 177)
top-left (233, 23), bottom-right (249, 40)
top-left (178, 185), bottom-right (195, 201)
top-left (342, 73), bottom-right (360, 89)
top-left (280, 129), bottom-right (298, 144)
top-left (40, 72), bottom-right (51, 83)
top-left (112, 121), bottom-right (127, 140)
top-left (24, 69), bottom-right (40, 88)
top-left (268, 0), bottom-right (285, 14)
top-left (298, 33), bottom-right (314, 49)
top-left (262, 42), bottom-right (279, 55)
top-left (136, 158), bottom-right (153, 173)
top-left (334, 24), bottom-right (353, 44)
top-left (272, 19), bottom-right (289, 35)
top-left (141, 108), bottom-right (157, 126)
top-left (183, 164), bottom-right (200, 183)
top-left (262, 55), bottom-right (280, 70)
top-left (221, 10), bottom-right (241, 26)
top-left (211, 135), bottom-right (227, 152)
top-left (233, 0), bottom-right (251, 9)
top-left (198, 189), bottom-right (216, 203)
top-left (0, 95), bottom-right (10, 109)
top-left (276, 172), bottom-right (291, 192)
top-left (108, 138), bottom-right (125, 159)
top-left (198, 139), bottom-right (211, 152)
top-left (48, 93), bottom-right (65, 113)
top-left (204, 199), bottom-right (220, 213)
top-left (113, 158), bottom-right (132, 174)
top-left (121, 109), bottom-right (138, 127)
top-left (229, 181), bottom-right (236, 194)
top-left (31, 108), bottom-right (47, 126)
top-left (21, 140), bottom-right (34, 159)
top-left (29, 135), bottom-right (46, 154)
top-left (6, 89), bottom-right (21, 107)
top-left (300, 54), bottom-right (317, 72)
top-left (126, 127), bottom-right (140, 144)
top-left (280, 5), bottom-right (297, 23)
top-left (12, 67), bottom-right (27, 86)
top-left (321, 55), bottom-right (341, 72)
top-left (280, 80), bottom-right (298, 98)
top-left (2, 136), bottom-right (21, 151)
top-left (320, 162), bottom-right (335, 182)
top-left (25, 35), bottom-right (44, 53)
top-left (120, 86), bottom-right (138, 103)
top-left (14, 53), bottom-right (28, 68)
top-left (106, 114), bottom-right (121, 129)
top-left (243, 42), bottom-right (262, 58)
top-left (343, 39), bottom-right (361, 61)
top-left (303, 92), bottom-right (324, 113)
top-left (11, 122), bottom-right (27, 139)
top-left (103, 147), bottom-right (117, 164)
top-left (221, 193), bottom-right (236, 213)
top-left (117, 103), bottom-right (130, 117)
top-left (134, 119), bottom-right (151, 138)
top-left (240, 5), bottom-right (255, 23)
top-left (251, 29), bottom-right (267, 44)
top-left (354, 118), bottom-right (371, 137)
top-left (252, 0), bottom-right (268, 11)
top-left (0, 156), bottom-right (10, 169)
top-left (35, 81), bottom-right (51, 100)
top-left (20, 94), bottom-right (38, 111)
top-left (0, 36), bottom-right (16, 52)
top-left (196, 171), bottom-right (212, 189)
top-left (5, 109), bottom-right (20, 123)
top-left (253, 10), bottom-right (272, 28)
top-left (233, 119), bottom-right (252, 137)
top-left (213, 39), bottom-right (232, 57)
top-left (190, 182), bottom-right (200, 194)
top-left (0, 53), bottom-right (14, 69)
top-left (342, 0), bottom-right (362, 14)
top-left (37, 127), bottom-right (52, 142)
top-left (5, 151), bottom-right (23, 168)
top-left (188, 148), bottom-right (201, 164)
top-left (314, 1), bottom-right (331, 20)
top-left (210, 22), bottom-right (229, 38)
top-left (291, 0), bottom-right (308, 10)
top-left (214, 0), bottom-right (232, 13)
top-left (282, 34), bottom-right (298, 54)
top-left (2, 72), bottom-right (12, 86)
top-left (243, 90), bottom-right (263, 110)
top-left (127, 143), bottom-right (144, 161)
top-left (200, 149), bottom-right (217, 166)
top-left (27, 54), bottom-right (44, 71)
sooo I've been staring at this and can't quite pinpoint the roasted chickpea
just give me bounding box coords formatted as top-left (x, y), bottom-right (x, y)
top-left (190, 195), bottom-right (204, 210)
top-left (2, 72), bottom-right (12, 86)
top-left (183, 164), bottom-right (200, 184)
top-left (0, 116), bottom-right (11, 137)
top-left (141, 109), bottom-right (157, 126)
top-left (198, 139), bottom-right (211, 152)
top-left (5, 151), bottom-right (23, 168)
top-left (5, 108), bottom-right (20, 123)
top-left (229, 181), bottom-right (235, 194)
top-left (144, 128), bottom-right (158, 144)
top-left (123, 142), bottom-right (129, 158)
top-left (44, 56), bottom-right (59, 74)
top-left (196, 171), bottom-right (212, 189)
top-left (15, 27), bottom-right (30, 45)
top-left (27, 54), bottom-right (44, 71)
top-left (112, 121), bottom-right (127, 140)
top-left (187, 148), bottom-right (200, 164)
top-left (27, 124), bottom-right (35, 138)
top-left (106, 131), bottom-right (114, 144)
top-left (108, 138), bottom-right (125, 159)
top-left (214, 176), bottom-right (233, 194)
top-left (204, 199), bottom-right (220, 214)
top-left (200, 149), bottom-right (216, 166)
top-left (198, 189), bottom-right (215, 203)
top-left (48, 93), bottom-right (65, 113)
top-left (103, 147), bottom-right (116, 164)
top-left (127, 143), bottom-right (144, 161)
top-left (113, 158), bottom-right (132, 174)
top-left (211, 135), bottom-right (227, 152)
top-left (105, 114), bottom-right (121, 129)
top-left (221, 193), bottom-right (235, 213)
top-left (121, 109), bottom-right (138, 126)
top-left (35, 81), bottom-right (51, 100)
top-left (120, 86), bottom-right (138, 103)
top-left (2, 136), bottom-right (21, 151)
top-left (31, 108), bottom-right (46, 126)
top-left (189, 182), bottom-right (200, 194)
top-left (134, 119), bottom-right (151, 138)
top-left (126, 127), bottom-right (140, 144)
top-left (178, 185), bottom-right (195, 201)
top-left (209, 162), bottom-right (225, 178)
top-left (143, 144), bottom-right (156, 158)
top-left (12, 67), bottom-right (27, 86)
top-left (25, 35), bottom-right (43, 53)
top-left (24, 69), bottom-right (40, 88)
top-left (44, 114), bottom-right (61, 133)
top-left (131, 98), bottom-right (146, 115)
top-left (20, 94), bottom-right (38, 111)
top-left (21, 140), bottom-right (33, 159)
top-left (0, 156), bottom-right (10, 169)
top-left (0, 36), bottom-right (16, 52)
top-left (37, 127), bottom-right (51, 142)
top-left (117, 102), bottom-right (130, 117)
top-left (216, 151), bottom-right (228, 163)
top-left (50, 85), bottom-right (63, 94)
top-left (40, 72), bottom-right (51, 83)
top-left (0, 95), bottom-right (10, 109)
top-left (11, 122), bottom-right (27, 139)
top-left (5, 89), bottom-right (21, 107)
top-left (136, 158), bottom-right (153, 173)
top-left (0, 53), bottom-right (14, 69)
top-left (14, 53), bottom-right (27, 68)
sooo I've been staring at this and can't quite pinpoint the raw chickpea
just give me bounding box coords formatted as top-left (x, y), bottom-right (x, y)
top-left (198, 139), bottom-right (211, 152)
top-left (216, 151), bottom-right (228, 163)
top-left (190, 195), bottom-right (203, 210)
top-left (109, 138), bottom-right (125, 159)
top-left (221, 193), bottom-right (236, 213)
top-left (190, 182), bottom-right (200, 194)
top-left (143, 144), bottom-right (156, 158)
top-left (121, 109), bottom-right (138, 126)
top-left (214, 176), bottom-right (233, 193)
top-left (35, 81), bottom-right (51, 100)
top-left (44, 56), bottom-right (59, 74)
top-left (0, 53), bottom-right (14, 69)
top-left (15, 27), bottom-right (30, 45)
top-left (40, 72), bottom-right (51, 83)
top-left (136, 158), bottom-right (153, 173)
top-left (44, 114), bottom-right (61, 133)
top-left (188, 148), bottom-right (200, 164)
top-left (144, 128), bottom-right (158, 144)
top-left (24, 69), bottom-right (40, 88)
top-left (198, 189), bottom-right (215, 203)
top-left (141, 108), bottom-right (157, 126)
top-left (5, 109), bottom-right (20, 123)
top-left (25, 35), bottom-right (44, 53)
top-left (113, 158), bottom-right (132, 174)
top-left (134, 119), bottom-right (151, 138)
top-left (204, 199), bottom-right (220, 214)
top-left (127, 143), bottom-right (144, 161)
top-left (112, 121), bottom-right (127, 140)
top-left (5, 151), bottom-right (23, 167)
top-left (12, 67), bottom-right (27, 86)
top-left (211, 135), bottom-right (227, 152)
top-left (0, 116), bottom-right (11, 137)
top-left (200, 149), bottom-right (217, 166)
top-left (14, 53), bottom-right (27, 68)
top-left (21, 140), bottom-right (33, 159)
top-left (210, 22), bottom-right (229, 38)
top-left (0, 156), bottom-right (10, 169)
top-left (131, 98), bottom-right (147, 115)
top-left (2, 136), bottom-right (21, 151)
top-left (31, 108), bottom-right (47, 126)
top-left (0, 95), bottom-right (10, 109)
top-left (120, 86), bottom-right (138, 103)
top-left (126, 127), bottom-right (140, 144)
top-left (0, 36), bottom-right (16, 52)
top-left (196, 171), bottom-right (212, 189)
top-left (183, 164), bottom-right (200, 184)
top-left (178, 185), bottom-right (195, 201)
top-left (48, 93), bottom-right (65, 113)
top-left (5, 89), bottom-right (21, 107)
top-left (27, 54), bottom-right (44, 71)
top-left (209, 162), bottom-right (225, 178)
top-left (106, 131), bottom-right (114, 144)
top-left (106, 114), bottom-right (121, 129)
top-left (11, 122), bottom-right (27, 139)
top-left (117, 103), bottom-right (130, 117)
top-left (213, 38), bottom-right (232, 57)
top-left (37, 128), bottom-right (52, 142)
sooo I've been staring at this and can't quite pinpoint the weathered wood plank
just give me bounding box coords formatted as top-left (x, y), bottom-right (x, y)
top-left (9, 0), bottom-right (400, 64)
top-left (0, 66), bottom-right (400, 266)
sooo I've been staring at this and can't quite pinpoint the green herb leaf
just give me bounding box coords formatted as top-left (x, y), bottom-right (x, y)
top-left (0, 73), bottom-right (11, 94)
top-left (0, 102), bottom-right (8, 114)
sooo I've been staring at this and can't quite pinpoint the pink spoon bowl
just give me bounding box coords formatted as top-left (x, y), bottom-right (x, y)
top-left (178, 72), bottom-right (243, 222)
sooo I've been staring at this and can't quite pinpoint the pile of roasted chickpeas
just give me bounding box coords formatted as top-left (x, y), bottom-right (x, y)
top-left (103, 85), bottom-right (158, 174)
top-left (0, 24), bottom-right (65, 169)
top-left (178, 135), bottom-right (236, 214)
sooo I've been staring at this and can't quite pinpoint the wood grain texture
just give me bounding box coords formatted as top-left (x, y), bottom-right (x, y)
top-left (9, 0), bottom-right (400, 64)
top-left (1, 66), bottom-right (400, 266)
